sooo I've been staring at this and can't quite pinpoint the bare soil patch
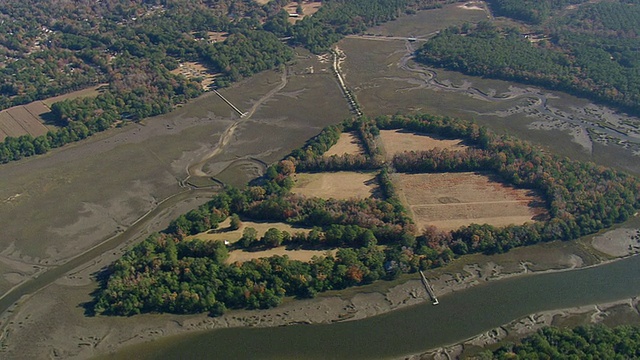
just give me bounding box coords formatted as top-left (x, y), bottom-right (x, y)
top-left (458, 1), bottom-right (486, 11)
top-left (284, 1), bottom-right (322, 23)
top-left (591, 226), bottom-right (640, 257)
top-left (324, 132), bottom-right (365, 156)
top-left (227, 247), bottom-right (334, 264)
top-left (253, 0), bottom-right (270, 4)
top-left (379, 129), bottom-right (468, 160)
top-left (397, 172), bottom-right (546, 231)
top-left (187, 219), bottom-right (311, 244)
top-left (207, 31), bottom-right (228, 43)
top-left (171, 62), bottom-right (218, 91)
top-left (292, 171), bottom-right (380, 200)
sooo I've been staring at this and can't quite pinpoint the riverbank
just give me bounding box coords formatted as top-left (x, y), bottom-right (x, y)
top-left (1, 218), bottom-right (637, 359)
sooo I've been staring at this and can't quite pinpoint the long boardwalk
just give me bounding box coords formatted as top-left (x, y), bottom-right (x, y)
top-left (213, 89), bottom-right (246, 117)
top-left (419, 270), bottom-right (439, 305)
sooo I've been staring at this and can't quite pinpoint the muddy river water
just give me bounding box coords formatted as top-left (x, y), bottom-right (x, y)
top-left (101, 255), bottom-right (640, 360)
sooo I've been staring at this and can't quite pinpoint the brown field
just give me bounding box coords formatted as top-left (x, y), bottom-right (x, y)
top-left (397, 172), bottom-right (545, 231)
top-left (292, 171), bottom-right (380, 200)
top-left (227, 248), bottom-right (334, 264)
top-left (284, 1), bottom-right (322, 23)
top-left (187, 218), bottom-right (326, 264)
top-left (40, 84), bottom-right (106, 107)
top-left (324, 132), bottom-right (365, 156)
top-left (0, 103), bottom-right (50, 141)
top-left (207, 31), bottom-right (228, 43)
top-left (379, 129), bottom-right (469, 160)
top-left (187, 219), bottom-right (311, 244)
top-left (253, 0), bottom-right (270, 4)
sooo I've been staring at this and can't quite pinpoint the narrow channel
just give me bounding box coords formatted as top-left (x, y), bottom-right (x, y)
top-left (101, 254), bottom-right (640, 360)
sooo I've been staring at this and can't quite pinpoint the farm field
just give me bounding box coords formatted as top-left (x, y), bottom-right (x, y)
top-left (292, 171), bottom-right (380, 200)
top-left (0, 84), bottom-right (107, 141)
top-left (324, 132), bottom-right (365, 156)
top-left (396, 172), bottom-right (545, 232)
top-left (379, 129), bottom-right (468, 160)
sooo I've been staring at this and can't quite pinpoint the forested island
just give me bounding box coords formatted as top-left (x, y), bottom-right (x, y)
top-left (92, 114), bottom-right (640, 316)
top-left (417, 0), bottom-right (640, 115)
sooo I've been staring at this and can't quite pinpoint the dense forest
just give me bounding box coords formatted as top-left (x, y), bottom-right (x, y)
top-left (479, 325), bottom-right (640, 359)
top-left (0, 0), bottom-right (449, 164)
top-left (417, 0), bottom-right (640, 115)
top-left (92, 114), bottom-right (640, 316)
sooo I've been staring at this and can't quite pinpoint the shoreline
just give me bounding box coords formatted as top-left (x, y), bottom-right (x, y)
top-left (0, 221), bottom-right (637, 359)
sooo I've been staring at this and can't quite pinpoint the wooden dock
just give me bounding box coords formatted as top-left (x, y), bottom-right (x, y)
top-left (213, 89), bottom-right (246, 117)
top-left (419, 270), bottom-right (439, 305)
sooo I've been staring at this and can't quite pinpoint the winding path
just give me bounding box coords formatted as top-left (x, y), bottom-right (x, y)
top-left (181, 68), bottom-right (289, 185)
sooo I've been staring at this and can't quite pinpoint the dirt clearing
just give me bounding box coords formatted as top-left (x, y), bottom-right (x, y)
top-left (324, 132), bottom-right (365, 156)
top-left (284, 1), bottom-right (322, 23)
top-left (227, 247), bottom-right (334, 264)
top-left (397, 172), bottom-right (545, 231)
top-left (171, 62), bottom-right (217, 91)
top-left (188, 219), bottom-right (311, 244)
top-left (292, 172), bottom-right (380, 200)
top-left (379, 129), bottom-right (468, 160)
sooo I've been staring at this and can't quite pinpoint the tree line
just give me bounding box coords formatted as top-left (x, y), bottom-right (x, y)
top-left (482, 325), bottom-right (640, 359)
top-left (417, 15), bottom-right (640, 116)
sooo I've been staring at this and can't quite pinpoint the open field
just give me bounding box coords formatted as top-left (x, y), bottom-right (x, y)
top-left (187, 219), bottom-right (311, 244)
top-left (324, 132), bottom-right (365, 156)
top-left (397, 172), bottom-right (545, 231)
top-left (284, 1), bottom-right (322, 23)
top-left (0, 104), bottom-right (50, 141)
top-left (0, 84), bottom-right (107, 141)
top-left (40, 84), bottom-right (106, 107)
top-left (379, 129), bottom-right (468, 160)
top-left (292, 171), bottom-right (380, 200)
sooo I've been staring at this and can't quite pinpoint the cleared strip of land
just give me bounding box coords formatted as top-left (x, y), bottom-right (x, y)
top-left (292, 171), bottom-right (380, 200)
top-left (324, 132), bottom-right (365, 156)
top-left (227, 248), bottom-right (334, 264)
top-left (188, 219), bottom-right (311, 244)
top-left (397, 172), bottom-right (545, 231)
top-left (379, 129), bottom-right (468, 160)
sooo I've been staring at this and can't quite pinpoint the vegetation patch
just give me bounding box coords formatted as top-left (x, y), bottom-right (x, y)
top-left (397, 172), bottom-right (545, 231)
top-left (323, 132), bottom-right (365, 157)
top-left (291, 172), bottom-right (381, 200)
top-left (379, 129), bottom-right (468, 160)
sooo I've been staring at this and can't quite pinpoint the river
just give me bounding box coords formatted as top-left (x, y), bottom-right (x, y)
top-left (100, 254), bottom-right (640, 360)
